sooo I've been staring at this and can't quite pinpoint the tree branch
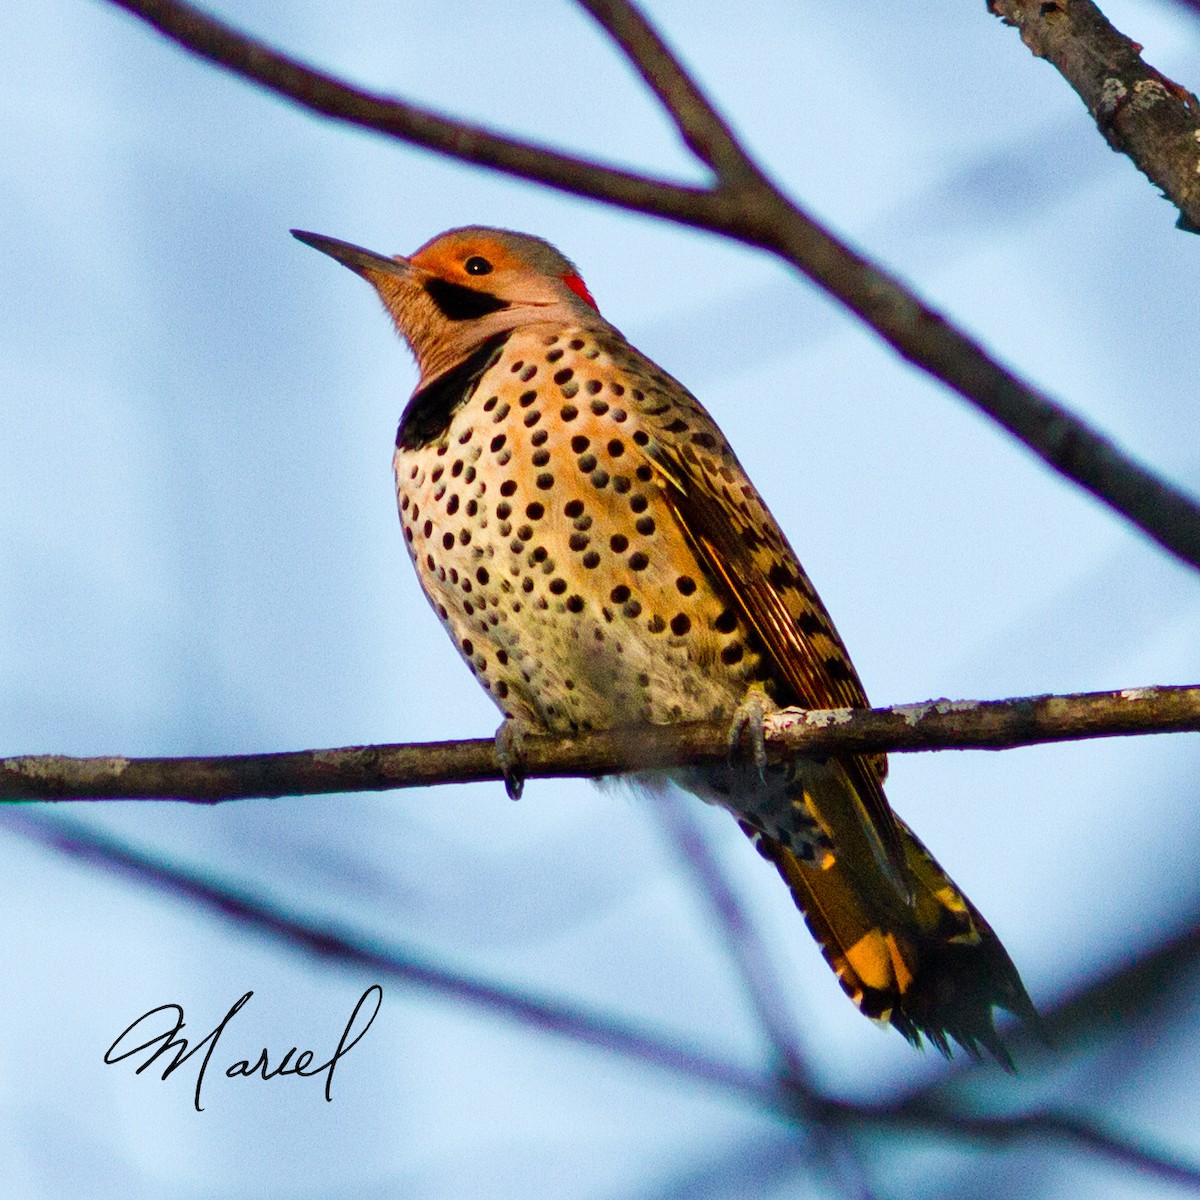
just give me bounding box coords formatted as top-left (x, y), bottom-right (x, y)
top-left (574, 0), bottom-right (758, 180)
top-left (989, 0), bottom-right (1200, 232)
top-left (3, 684), bottom-right (1197, 802)
top-left (100, 0), bottom-right (1200, 572)
top-left (101, 0), bottom-right (718, 221)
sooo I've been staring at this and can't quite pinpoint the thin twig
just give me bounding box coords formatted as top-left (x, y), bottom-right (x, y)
top-left (102, 0), bottom-right (718, 222)
top-left (631, 1130), bottom-right (813, 1200)
top-left (100, 0), bottom-right (1200, 570)
top-left (3, 684), bottom-right (1197, 802)
top-left (573, 2), bottom-right (1200, 572)
top-left (574, 0), bottom-right (757, 179)
top-left (989, 0), bottom-right (1200, 231)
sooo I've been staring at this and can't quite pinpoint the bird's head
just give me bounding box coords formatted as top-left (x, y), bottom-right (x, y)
top-left (292, 226), bottom-right (602, 383)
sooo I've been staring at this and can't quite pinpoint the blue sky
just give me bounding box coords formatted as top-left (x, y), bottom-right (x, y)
top-left (3, 1), bottom-right (1200, 1196)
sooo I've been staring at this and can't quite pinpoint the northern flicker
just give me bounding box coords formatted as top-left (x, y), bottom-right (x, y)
top-left (293, 225), bottom-right (1036, 1064)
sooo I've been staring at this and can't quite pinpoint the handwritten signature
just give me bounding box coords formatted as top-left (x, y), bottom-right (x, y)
top-left (103, 985), bottom-right (382, 1111)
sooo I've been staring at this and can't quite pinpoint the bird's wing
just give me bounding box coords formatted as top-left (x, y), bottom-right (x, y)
top-left (645, 432), bottom-right (905, 877)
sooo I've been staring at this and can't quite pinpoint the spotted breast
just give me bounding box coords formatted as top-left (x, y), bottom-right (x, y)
top-left (396, 323), bottom-right (777, 736)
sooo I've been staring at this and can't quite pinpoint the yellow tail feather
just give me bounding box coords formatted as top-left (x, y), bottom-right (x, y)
top-left (742, 816), bottom-right (1037, 1067)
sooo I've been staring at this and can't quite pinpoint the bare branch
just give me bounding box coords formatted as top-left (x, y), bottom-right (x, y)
top-left (989, 0), bottom-right (1200, 232)
top-left (100, 0), bottom-right (1200, 571)
top-left (102, 0), bottom-right (718, 223)
top-left (574, 0), bottom-right (757, 180)
top-left (2, 684), bottom-right (1197, 803)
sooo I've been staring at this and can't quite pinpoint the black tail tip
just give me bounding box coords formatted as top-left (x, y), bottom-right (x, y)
top-left (891, 946), bottom-right (1040, 1071)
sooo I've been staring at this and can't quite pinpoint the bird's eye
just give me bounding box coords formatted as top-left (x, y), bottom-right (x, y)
top-left (464, 256), bottom-right (493, 276)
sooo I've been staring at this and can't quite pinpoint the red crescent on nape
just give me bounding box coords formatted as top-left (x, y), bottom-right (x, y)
top-left (561, 273), bottom-right (598, 310)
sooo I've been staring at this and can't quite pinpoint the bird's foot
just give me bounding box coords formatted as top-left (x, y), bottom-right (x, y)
top-left (727, 683), bottom-right (778, 781)
top-left (494, 717), bottom-right (530, 800)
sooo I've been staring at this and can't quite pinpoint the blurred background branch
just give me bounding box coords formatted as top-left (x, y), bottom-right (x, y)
top-left (4, 803), bottom-right (1199, 1189)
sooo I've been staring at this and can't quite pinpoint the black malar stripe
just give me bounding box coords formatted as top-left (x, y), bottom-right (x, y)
top-left (396, 331), bottom-right (512, 450)
top-left (424, 277), bottom-right (511, 321)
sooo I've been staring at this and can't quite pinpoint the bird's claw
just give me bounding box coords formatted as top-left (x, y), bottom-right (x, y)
top-left (494, 718), bottom-right (529, 800)
top-left (727, 684), bottom-right (775, 781)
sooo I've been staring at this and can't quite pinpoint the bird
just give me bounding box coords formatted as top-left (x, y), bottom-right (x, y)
top-left (293, 224), bottom-right (1036, 1064)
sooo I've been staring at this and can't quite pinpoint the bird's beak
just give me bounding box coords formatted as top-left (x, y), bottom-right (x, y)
top-left (291, 229), bottom-right (414, 281)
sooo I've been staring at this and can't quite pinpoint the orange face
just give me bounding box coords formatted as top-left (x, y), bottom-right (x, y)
top-left (294, 225), bottom-right (602, 382)
top-left (410, 233), bottom-right (525, 282)
top-left (409, 231), bottom-right (598, 311)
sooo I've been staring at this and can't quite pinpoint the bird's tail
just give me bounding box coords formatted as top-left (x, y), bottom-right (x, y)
top-left (743, 811), bottom-right (1037, 1067)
